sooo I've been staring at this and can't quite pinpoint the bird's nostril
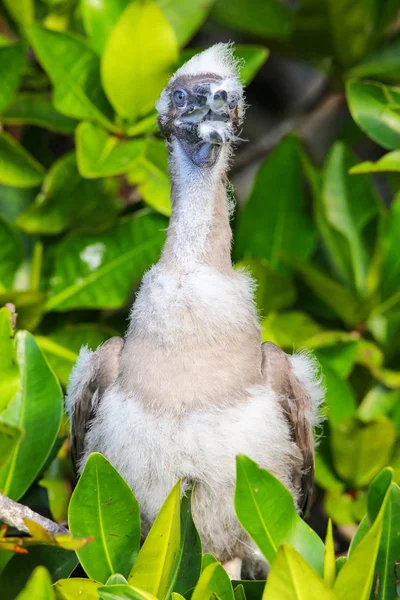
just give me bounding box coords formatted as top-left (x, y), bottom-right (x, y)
top-left (212, 90), bottom-right (228, 110)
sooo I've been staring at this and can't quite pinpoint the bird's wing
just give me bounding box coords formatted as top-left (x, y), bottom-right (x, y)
top-left (66, 336), bottom-right (124, 473)
top-left (261, 342), bottom-right (323, 514)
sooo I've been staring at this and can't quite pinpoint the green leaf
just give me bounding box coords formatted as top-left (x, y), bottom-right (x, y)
top-left (2, 94), bottom-right (78, 134)
top-left (350, 150), bottom-right (400, 174)
top-left (46, 212), bottom-right (166, 311)
top-left (292, 262), bottom-right (362, 327)
top-left (166, 487), bottom-right (202, 597)
top-left (358, 386), bottom-right (400, 422)
top-left (323, 520), bottom-right (335, 587)
top-left (316, 356), bottom-right (356, 426)
top-left (235, 259), bottom-right (296, 314)
top-left (0, 547), bottom-right (77, 600)
top-left (36, 324), bottom-right (117, 386)
top-left (98, 584), bottom-right (158, 600)
top-left (233, 584), bottom-right (246, 600)
top-left (127, 139), bottom-right (171, 217)
top-left (0, 307), bottom-right (19, 413)
top-left (15, 567), bottom-right (54, 600)
top-left (321, 142), bottom-right (381, 295)
top-left (331, 417), bottom-right (397, 488)
top-left (211, 0), bottom-right (292, 40)
top-left (28, 24), bottom-right (115, 128)
top-left (0, 131), bottom-right (44, 188)
top-left (128, 481), bottom-right (180, 598)
top-left (76, 121), bottom-right (144, 178)
top-left (0, 219), bottom-right (23, 289)
top-left (191, 561), bottom-right (234, 600)
top-left (235, 455), bottom-right (324, 575)
top-left (313, 342), bottom-right (358, 379)
top-left (262, 545), bottom-right (336, 600)
top-left (69, 452), bottom-right (140, 583)
top-left (346, 80), bottom-right (400, 150)
top-left (54, 578), bottom-right (100, 600)
top-left (0, 42), bottom-right (25, 114)
top-left (0, 331), bottom-right (63, 500)
top-left (235, 137), bottom-right (315, 268)
top-left (157, 0), bottom-right (215, 47)
top-left (2, 0), bottom-right (34, 27)
top-left (101, 0), bottom-right (178, 121)
top-left (380, 194), bottom-right (400, 299)
top-left (0, 217), bottom-right (24, 291)
top-left (0, 422), bottom-right (22, 468)
top-left (347, 38), bottom-right (400, 84)
top-left (17, 153), bottom-right (120, 235)
top-left (334, 480), bottom-right (390, 600)
top-left (261, 311), bottom-right (322, 348)
top-left (81, 0), bottom-right (130, 54)
top-left (315, 433), bottom-right (345, 493)
top-left (0, 291), bottom-right (46, 332)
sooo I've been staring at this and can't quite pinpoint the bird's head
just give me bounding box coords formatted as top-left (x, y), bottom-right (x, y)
top-left (156, 44), bottom-right (245, 168)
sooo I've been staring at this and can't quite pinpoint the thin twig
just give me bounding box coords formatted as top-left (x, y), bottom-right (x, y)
top-left (0, 492), bottom-right (68, 536)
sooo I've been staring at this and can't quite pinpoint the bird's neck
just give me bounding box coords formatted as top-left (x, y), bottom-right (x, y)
top-left (160, 139), bottom-right (233, 272)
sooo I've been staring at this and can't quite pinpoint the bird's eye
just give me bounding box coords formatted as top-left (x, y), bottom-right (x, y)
top-left (173, 89), bottom-right (188, 108)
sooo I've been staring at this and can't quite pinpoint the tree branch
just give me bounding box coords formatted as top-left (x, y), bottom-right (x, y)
top-left (0, 492), bottom-right (68, 536)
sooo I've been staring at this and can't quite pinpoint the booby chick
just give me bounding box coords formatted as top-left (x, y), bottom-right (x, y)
top-left (66, 44), bottom-right (324, 580)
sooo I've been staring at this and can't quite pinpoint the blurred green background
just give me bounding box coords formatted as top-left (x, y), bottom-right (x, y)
top-left (0, 0), bottom-right (399, 597)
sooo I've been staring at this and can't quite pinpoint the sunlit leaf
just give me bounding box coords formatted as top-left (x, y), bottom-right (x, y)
top-left (0, 131), bottom-right (44, 188)
top-left (81, 0), bottom-right (130, 54)
top-left (0, 42), bottom-right (25, 114)
top-left (2, 0), bottom-right (34, 27)
top-left (15, 567), bottom-right (54, 600)
top-left (2, 94), bottom-right (78, 134)
top-left (0, 422), bottom-right (22, 468)
top-left (101, 0), bottom-right (178, 121)
top-left (323, 520), bottom-right (335, 587)
top-left (191, 560), bottom-right (234, 600)
top-left (350, 150), bottom-right (400, 174)
top-left (69, 453), bottom-right (140, 583)
top-left (54, 578), bottom-right (99, 600)
top-left (0, 307), bottom-right (20, 414)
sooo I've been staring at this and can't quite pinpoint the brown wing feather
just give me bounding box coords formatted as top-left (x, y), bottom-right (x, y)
top-left (261, 341), bottom-right (314, 514)
top-left (68, 336), bottom-right (124, 473)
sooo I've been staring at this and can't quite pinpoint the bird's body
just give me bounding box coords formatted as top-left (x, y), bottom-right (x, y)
top-left (67, 44), bottom-right (323, 579)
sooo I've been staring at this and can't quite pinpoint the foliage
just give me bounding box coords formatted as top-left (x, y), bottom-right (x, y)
top-left (0, 0), bottom-right (400, 598)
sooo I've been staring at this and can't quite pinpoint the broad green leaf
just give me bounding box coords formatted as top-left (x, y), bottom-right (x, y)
top-left (373, 481), bottom-right (400, 600)
top-left (0, 131), bottom-right (44, 188)
top-left (28, 24), bottom-right (115, 128)
top-left (0, 331), bottom-right (63, 500)
top-left (106, 575), bottom-right (129, 585)
top-left (348, 38), bottom-right (400, 84)
top-left (0, 218), bottom-right (23, 290)
top-left (235, 259), bottom-right (296, 315)
top-left (157, 0), bottom-right (215, 47)
top-left (0, 42), bottom-right (25, 114)
top-left (0, 422), bottom-right (22, 468)
top-left (315, 433), bottom-right (345, 493)
top-left (0, 307), bottom-right (19, 413)
top-left (323, 520), bottom-right (335, 587)
top-left (334, 481), bottom-right (390, 600)
top-left (313, 342), bottom-right (358, 379)
top-left (316, 356), bottom-right (356, 426)
top-left (0, 291), bottom-right (46, 332)
top-left (262, 545), bottom-right (336, 600)
top-left (350, 150), bottom-right (400, 174)
top-left (54, 578), bottom-right (99, 600)
top-left (166, 487), bottom-right (202, 597)
top-left (98, 584), bottom-right (158, 600)
top-left (2, 0), bottom-right (34, 27)
top-left (191, 561), bottom-right (234, 600)
top-left (15, 567), bottom-right (54, 600)
top-left (236, 137), bottom-right (315, 268)
top-left (367, 468), bottom-right (394, 523)
top-left (380, 195), bottom-right (400, 299)
top-left (261, 311), bottom-right (322, 348)
top-left (128, 481), bottom-right (180, 597)
top-left (0, 547), bottom-right (77, 600)
top-left (127, 139), bottom-right (171, 216)
top-left (2, 94), bottom-right (78, 134)
top-left (69, 453), bottom-right (140, 583)
top-left (292, 262), bottom-right (362, 327)
top-left (235, 455), bottom-right (324, 574)
top-left (17, 153), bottom-right (120, 235)
top-left (322, 142), bottom-right (381, 295)
top-left (233, 584), bottom-right (246, 600)
top-left (211, 0), bottom-right (292, 40)
top-left (178, 45), bottom-right (269, 86)
top-left (81, 0), bottom-right (130, 54)
top-left (46, 212), bottom-right (166, 311)
top-left (76, 121), bottom-right (144, 178)
top-left (325, 489), bottom-right (367, 525)
top-left (331, 417), bottom-right (397, 488)
top-left (36, 324), bottom-right (117, 386)
top-left (358, 386), bottom-right (400, 422)
top-left (101, 0), bottom-right (178, 121)
top-left (346, 80), bottom-right (400, 150)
